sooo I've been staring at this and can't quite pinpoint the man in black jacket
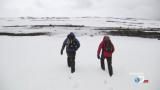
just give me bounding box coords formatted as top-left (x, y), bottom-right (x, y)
top-left (61, 32), bottom-right (80, 73)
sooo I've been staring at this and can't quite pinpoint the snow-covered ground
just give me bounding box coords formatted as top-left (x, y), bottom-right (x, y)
top-left (0, 35), bottom-right (160, 90)
top-left (0, 17), bottom-right (160, 28)
top-left (0, 17), bottom-right (160, 90)
top-left (0, 17), bottom-right (160, 34)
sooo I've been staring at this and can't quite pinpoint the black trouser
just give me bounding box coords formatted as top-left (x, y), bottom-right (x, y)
top-left (100, 54), bottom-right (113, 76)
top-left (67, 51), bottom-right (76, 73)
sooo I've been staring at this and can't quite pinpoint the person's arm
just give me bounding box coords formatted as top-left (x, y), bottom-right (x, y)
top-left (111, 42), bottom-right (115, 53)
top-left (97, 42), bottom-right (102, 59)
top-left (75, 39), bottom-right (80, 51)
top-left (61, 38), bottom-right (67, 55)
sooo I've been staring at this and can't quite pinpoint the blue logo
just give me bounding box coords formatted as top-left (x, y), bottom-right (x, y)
top-left (134, 76), bottom-right (140, 83)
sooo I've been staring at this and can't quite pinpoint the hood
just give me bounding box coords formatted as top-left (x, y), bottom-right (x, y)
top-left (67, 32), bottom-right (75, 39)
top-left (103, 36), bottom-right (110, 43)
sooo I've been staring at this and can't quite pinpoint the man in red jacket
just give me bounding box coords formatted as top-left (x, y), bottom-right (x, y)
top-left (97, 36), bottom-right (115, 76)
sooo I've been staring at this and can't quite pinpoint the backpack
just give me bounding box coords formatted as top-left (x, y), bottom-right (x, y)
top-left (104, 42), bottom-right (113, 52)
top-left (66, 38), bottom-right (77, 48)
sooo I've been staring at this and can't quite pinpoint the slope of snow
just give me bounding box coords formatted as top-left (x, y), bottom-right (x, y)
top-left (0, 35), bottom-right (159, 90)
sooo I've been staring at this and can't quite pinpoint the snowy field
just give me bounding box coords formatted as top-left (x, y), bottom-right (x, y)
top-left (0, 17), bottom-right (160, 90)
top-left (0, 35), bottom-right (160, 90)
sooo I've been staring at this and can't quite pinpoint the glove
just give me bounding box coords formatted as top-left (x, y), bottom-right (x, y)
top-left (97, 55), bottom-right (100, 59)
top-left (61, 49), bottom-right (63, 55)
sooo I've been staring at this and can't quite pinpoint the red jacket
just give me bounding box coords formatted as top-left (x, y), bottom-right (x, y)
top-left (97, 39), bottom-right (115, 58)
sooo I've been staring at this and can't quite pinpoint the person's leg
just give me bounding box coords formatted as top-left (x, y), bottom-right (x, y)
top-left (67, 57), bottom-right (71, 67)
top-left (67, 52), bottom-right (71, 67)
top-left (71, 57), bottom-right (75, 73)
top-left (71, 52), bottom-right (76, 73)
top-left (100, 52), bottom-right (105, 70)
top-left (107, 57), bottom-right (113, 76)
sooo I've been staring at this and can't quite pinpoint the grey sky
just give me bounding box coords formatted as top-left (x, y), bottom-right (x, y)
top-left (0, 0), bottom-right (160, 20)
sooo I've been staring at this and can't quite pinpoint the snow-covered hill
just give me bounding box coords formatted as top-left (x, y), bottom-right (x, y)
top-left (0, 17), bottom-right (160, 33)
top-left (0, 17), bottom-right (160, 28)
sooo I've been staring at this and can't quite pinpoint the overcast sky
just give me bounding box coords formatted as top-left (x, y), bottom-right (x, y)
top-left (0, 0), bottom-right (160, 20)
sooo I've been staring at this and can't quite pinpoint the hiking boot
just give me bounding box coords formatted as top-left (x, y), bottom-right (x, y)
top-left (71, 68), bottom-right (75, 73)
top-left (109, 72), bottom-right (113, 77)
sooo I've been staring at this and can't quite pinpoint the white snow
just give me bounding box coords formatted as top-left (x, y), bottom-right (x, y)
top-left (1, 17), bottom-right (160, 29)
top-left (0, 35), bottom-right (160, 90)
top-left (0, 17), bottom-right (160, 90)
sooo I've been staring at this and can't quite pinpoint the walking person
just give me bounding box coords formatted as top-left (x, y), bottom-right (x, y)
top-left (61, 32), bottom-right (80, 73)
top-left (97, 36), bottom-right (115, 76)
